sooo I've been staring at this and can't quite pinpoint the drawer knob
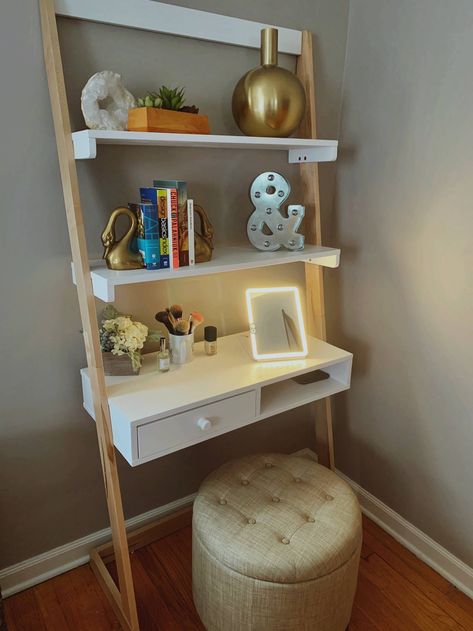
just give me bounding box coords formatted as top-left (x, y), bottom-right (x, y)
top-left (197, 417), bottom-right (212, 431)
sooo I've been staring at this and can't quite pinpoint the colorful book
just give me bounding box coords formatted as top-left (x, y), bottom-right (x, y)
top-left (137, 237), bottom-right (160, 270)
top-left (130, 201), bottom-right (160, 270)
top-left (138, 202), bottom-right (159, 239)
top-left (167, 188), bottom-right (180, 269)
top-left (153, 180), bottom-right (188, 266)
top-left (140, 187), bottom-right (170, 269)
top-left (187, 199), bottom-right (195, 267)
top-left (156, 190), bottom-right (170, 269)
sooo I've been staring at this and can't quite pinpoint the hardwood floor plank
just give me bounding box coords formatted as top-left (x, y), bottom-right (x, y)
top-left (41, 566), bottom-right (118, 631)
top-left (33, 579), bottom-right (72, 631)
top-left (361, 553), bottom-right (463, 630)
top-left (349, 602), bottom-right (381, 630)
top-left (447, 588), bottom-right (473, 620)
top-left (363, 516), bottom-right (452, 594)
top-left (4, 589), bottom-right (48, 631)
top-left (131, 553), bottom-right (184, 630)
top-left (362, 526), bottom-right (473, 630)
top-left (356, 563), bottom-right (425, 631)
top-left (147, 533), bottom-right (202, 626)
top-left (361, 536), bottom-right (375, 559)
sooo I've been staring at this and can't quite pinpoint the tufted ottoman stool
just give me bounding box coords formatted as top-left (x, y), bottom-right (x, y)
top-left (192, 453), bottom-right (361, 631)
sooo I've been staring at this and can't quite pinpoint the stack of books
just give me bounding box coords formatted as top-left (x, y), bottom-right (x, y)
top-left (129, 179), bottom-right (195, 270)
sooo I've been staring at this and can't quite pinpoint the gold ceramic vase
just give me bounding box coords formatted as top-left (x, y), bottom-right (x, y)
top-left (232, 28), bottom-right (306, 137)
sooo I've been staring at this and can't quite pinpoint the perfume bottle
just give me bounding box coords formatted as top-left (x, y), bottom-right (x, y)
top-left (157, 337), bottom-right (170, 372)
top-left (204, 326), bottom-right (218, 356)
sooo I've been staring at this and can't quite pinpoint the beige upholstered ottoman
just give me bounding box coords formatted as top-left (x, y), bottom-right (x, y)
top-left (192, 453), bottom-right (361, 631)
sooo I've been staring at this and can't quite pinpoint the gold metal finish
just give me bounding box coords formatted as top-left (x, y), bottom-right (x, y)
top-left (101, 207), bottom-right (143, 270)
top-left (261, 27), bottom-right (277, 66)
top-left (232, 28), bottom-right (306, 137)
top-left (194, 204), bottom-right (214, 263)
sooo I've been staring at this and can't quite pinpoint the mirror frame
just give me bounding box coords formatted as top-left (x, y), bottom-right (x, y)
top-left (246, 286), bottom-right (308, 361)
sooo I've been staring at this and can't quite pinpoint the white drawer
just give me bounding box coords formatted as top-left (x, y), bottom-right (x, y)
top-left (137, 390), bottom-right (257, 459)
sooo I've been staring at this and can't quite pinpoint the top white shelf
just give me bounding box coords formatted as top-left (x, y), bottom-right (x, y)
top-left (71, 130), bottom-right (338, 162)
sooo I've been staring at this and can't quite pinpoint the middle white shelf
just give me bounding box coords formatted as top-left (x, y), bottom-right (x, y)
top-left (78, 244), bottom-right (340, 302)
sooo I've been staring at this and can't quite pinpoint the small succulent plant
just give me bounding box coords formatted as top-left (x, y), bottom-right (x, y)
top-left (158, 85), bottom-right (186, 110)
top-left (136, 86), bottom-right (199, 114)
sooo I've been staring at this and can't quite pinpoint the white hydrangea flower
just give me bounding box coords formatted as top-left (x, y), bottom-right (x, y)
top-left (100, 314), bottom-right (149, 368)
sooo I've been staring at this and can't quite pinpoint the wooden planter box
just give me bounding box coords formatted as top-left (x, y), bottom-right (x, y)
top-left (128, 107), bottom-right (210, 134)
top-left (102, 352), bottom-right (140, 376)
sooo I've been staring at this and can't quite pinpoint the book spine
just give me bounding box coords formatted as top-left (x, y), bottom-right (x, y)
top-left (139, 202), bottom-right (159, 239)
top-left (137, 237), bottom-right (160, 270)
top-left (168, 188), bottom-right (180, 269)
top-left (177, 184), bottom-right (189, 266)
top-left (187, 199), bottom-right (195, 266)
top-left (153, 180), bottom-right (188, 266)
top-left (157, 190), bottom-right (170, 269)
top-left (134, 201), bottom-right (160, 269)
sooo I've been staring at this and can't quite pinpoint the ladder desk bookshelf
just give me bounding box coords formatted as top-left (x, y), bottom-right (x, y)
top-left (39, 1), bottom-right (351, 629)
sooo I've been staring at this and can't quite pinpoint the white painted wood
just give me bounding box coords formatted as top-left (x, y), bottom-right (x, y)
top-left (81, 333), bottom-right (352, 466)
top-left (138, 391), bottom-right (257, 460)
top-left (0, 492), bottom-right (195, 598)
top-left (260, 359), bottom-right (352, 419)
top-left (288, 146), bottom-right (338, 163)
top-left (55, 0), bottom-right (302, 54)
top-left (71, 130), bottom-right (338, 162)
top-left (76, 245), bottom-right (340, 303)
top-left (337, 470), bottom-right (473, 602)
top-left (72, 130), bottom-right (97, 159)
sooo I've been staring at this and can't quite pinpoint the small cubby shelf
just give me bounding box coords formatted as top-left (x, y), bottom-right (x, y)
top-left (77, 244), bottom-right (340, 302)
top-left (80, 333), bottom-right (352, 466)
top-left (72, 129), bottom-right (338, 162)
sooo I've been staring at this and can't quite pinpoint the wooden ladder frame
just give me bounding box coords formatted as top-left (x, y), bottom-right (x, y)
top-left (39, 1), bottom-right (335, 628)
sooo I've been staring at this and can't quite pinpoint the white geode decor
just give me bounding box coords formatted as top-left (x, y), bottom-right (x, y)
top-left (81, 71), bottom-right (136, 131)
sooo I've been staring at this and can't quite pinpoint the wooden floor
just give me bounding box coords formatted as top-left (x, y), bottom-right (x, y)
top-left (5, 516), bottom-right (473, 630)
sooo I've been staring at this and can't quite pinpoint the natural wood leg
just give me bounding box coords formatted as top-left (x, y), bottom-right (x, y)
top-left (39, 1), bottom-right (139, 628)
top-left (297, 32), bottom-right (336, 470)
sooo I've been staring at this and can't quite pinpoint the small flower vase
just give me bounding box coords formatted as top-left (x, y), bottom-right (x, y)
top-left (168, 332), bottom-right (194, 365)
top-left (102, 352), bottom-right (140, 376)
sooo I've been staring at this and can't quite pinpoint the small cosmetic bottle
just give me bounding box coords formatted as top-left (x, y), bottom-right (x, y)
top-left (157, 337), bottom-right (170, 372)
top-left (204, 326), bottom-right (218, 356)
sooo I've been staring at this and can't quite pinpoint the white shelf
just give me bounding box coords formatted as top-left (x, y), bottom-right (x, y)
top-left (81, 333), bottom-right (352, 466)
top-left (76, 244), bottom-right (340, 302)
top-left (56, 0), bottom-right (303, 54)
top-left (71, 129), bottom-right (338, 162)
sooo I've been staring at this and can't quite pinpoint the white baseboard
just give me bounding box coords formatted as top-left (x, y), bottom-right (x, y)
top-left (337, 469), bottom-right (473, 600)
top-left (0, 492), bottom-right (195, 598)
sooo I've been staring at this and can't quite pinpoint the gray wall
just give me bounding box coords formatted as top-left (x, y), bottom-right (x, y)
top-left (331, 0), bottom-right (473, 564)
top-left (0, 1), bottom-right (349, 567)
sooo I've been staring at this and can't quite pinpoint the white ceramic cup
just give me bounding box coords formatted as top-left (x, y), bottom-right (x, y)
top-left (168, 332), bottom-right (194, 364)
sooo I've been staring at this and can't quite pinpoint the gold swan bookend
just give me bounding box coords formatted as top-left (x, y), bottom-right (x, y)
top-left (101, 207), bottom-right (143, 270)
top-left (194, 204), bottom-right (214, 263)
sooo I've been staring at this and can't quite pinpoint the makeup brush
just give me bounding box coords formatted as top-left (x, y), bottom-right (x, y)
top-left (175, 319), bottom-right (190, 336)
top-left (190, 311), bottom-right (204, 333)
top-left (169, 304), bottom-right (183, 320)
top-left (166, 308), bottom-right (178, 330)
top-left (155, 311), bottom-right (174, 334)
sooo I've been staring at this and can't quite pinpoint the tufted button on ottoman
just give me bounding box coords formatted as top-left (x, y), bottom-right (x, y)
top-left (192, 453), bottom-right (362, 631)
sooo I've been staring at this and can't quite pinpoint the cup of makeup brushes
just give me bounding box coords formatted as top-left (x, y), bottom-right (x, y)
top-left (168, 332), bottom-right (194, 365)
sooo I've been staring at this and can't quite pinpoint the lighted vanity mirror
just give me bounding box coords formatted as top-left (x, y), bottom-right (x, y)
top-left (246, 287), bottom-right (308, 361)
